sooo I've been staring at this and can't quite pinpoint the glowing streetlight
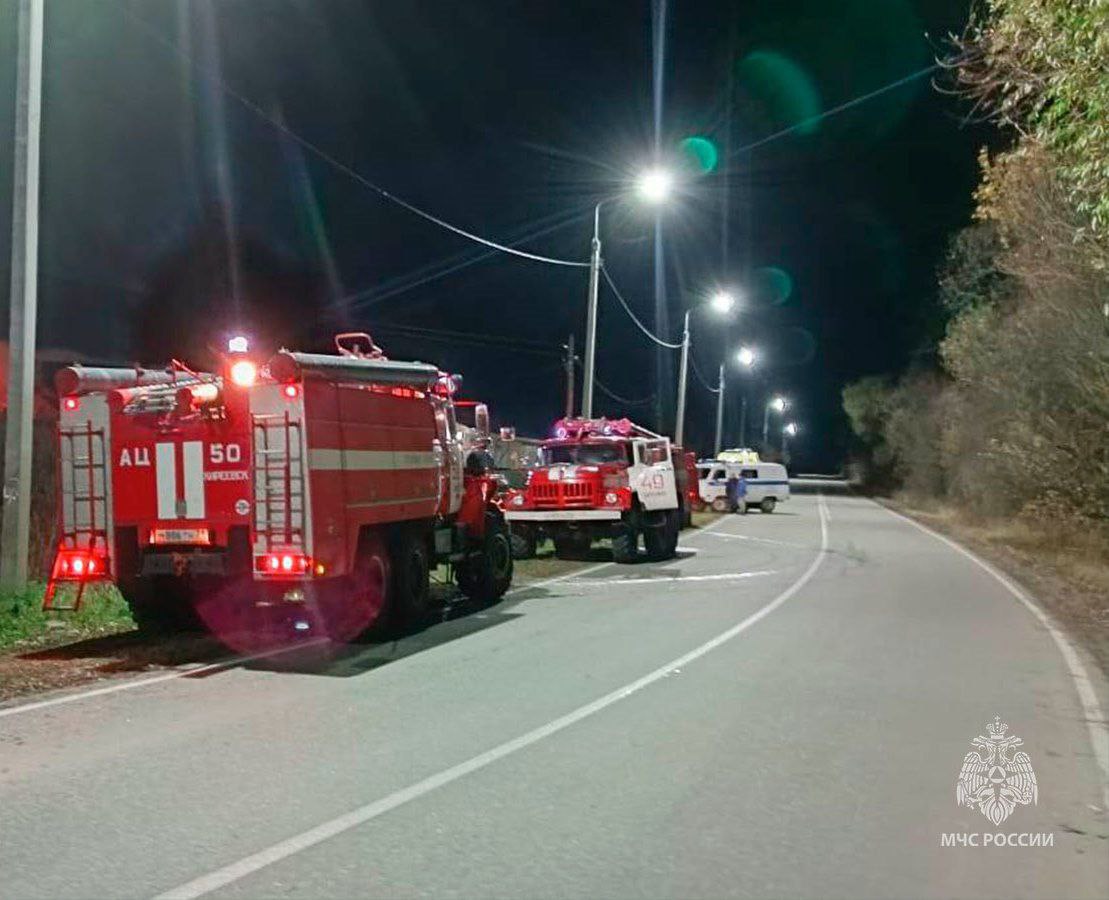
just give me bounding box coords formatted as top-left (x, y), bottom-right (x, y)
top-left (710, 290), bottom-right (736, 315)
top-left (581, 168), bottom-right (675, 418)
top-left (636, 168), bottom-right (673, 204)
top-left (763, 394), bottom-right (789, 450)
top-left (784, 422), bottom-right (799, 436)
top-left (736, 346), bottom-right (756, 368)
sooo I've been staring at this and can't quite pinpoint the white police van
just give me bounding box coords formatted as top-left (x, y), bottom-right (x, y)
top-left (735, 461), bottom-right (790, 513)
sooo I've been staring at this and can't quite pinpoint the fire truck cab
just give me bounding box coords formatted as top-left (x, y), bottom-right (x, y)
top-left (504, 417), bottom-right (683, 563)
top-left (45, 333), bottom-right (513, 643)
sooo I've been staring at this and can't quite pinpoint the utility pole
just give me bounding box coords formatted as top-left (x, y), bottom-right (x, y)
top-left (563, 334), bottom-right (575, 418)
top-left (762, 402), bottom-right (771, 450)
top-left (674, 310), bottom-right (690, 447)
top-left (713, 363), bottom-right (725, 456)
top-left (580, 203), bottom-right (602, 418)
top-left (1, 0), bottom-right (45, 586)
top-left (739, 395), bottom-right (747, 449)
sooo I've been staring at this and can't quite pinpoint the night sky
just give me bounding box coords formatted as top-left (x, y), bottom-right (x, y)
top-left (0, 0), bottom-right (995, 470)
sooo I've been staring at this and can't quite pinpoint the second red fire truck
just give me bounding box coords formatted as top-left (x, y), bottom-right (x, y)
top-left (503, 417), bottom-right (693, 563)
top-left (44, 332), bottom-right (513, 643)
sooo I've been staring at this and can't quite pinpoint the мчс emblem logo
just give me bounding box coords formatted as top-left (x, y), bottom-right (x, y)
top-left (956, 717), bottom-right (1038, 826)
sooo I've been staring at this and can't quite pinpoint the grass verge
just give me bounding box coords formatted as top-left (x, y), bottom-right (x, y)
top-left (0, 582), bottom-right (135, 653)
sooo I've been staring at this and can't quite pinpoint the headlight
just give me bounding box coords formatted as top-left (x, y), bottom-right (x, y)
top-left (512, 494), bottom-right (525, 506)
top-left (605, 492), bottom-right (618, 505)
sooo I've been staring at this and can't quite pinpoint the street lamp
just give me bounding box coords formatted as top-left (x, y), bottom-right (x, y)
top-left (636, 168), bottom-right (673, 204)
top-left (674, 288), bottom-right (738, 447)
top-left (715, 345), bottom-right (757, 456)
top-left (762, 394), bottom-right (788, 450)
top-left (782, 421), bottom-right (799, 465)
top-left (581, 168), bottom-right (673, 419)
top-left (709, 290), bottom-right (736, 315)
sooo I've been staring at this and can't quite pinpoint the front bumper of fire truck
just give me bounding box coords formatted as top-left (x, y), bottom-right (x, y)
top-left (503, 508), bottom-right (623, 522)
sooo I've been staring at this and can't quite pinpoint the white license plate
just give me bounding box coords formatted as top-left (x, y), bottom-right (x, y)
top-left (151, 528), bottom-right (211, 545)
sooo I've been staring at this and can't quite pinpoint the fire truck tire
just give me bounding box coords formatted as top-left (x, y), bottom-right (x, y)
top-left (457, 513), bottom-right (513, 602)
top-left (391, 531), bottom-right (432, 628)
top-left (509, 524), bottom-right (537, 560)
top-left (611, 525), bottom-right (638, 563)
top-left (120, 577), bottom-right (204, 634)
top-left (342, 530), bottom-right (392, 641)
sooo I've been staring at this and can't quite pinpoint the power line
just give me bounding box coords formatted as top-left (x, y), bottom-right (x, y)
top-left (114, 4), bottom-right (590, 269)
top-left (600, 266), bottom-right (683, 349)
top-left (371, 323), bottom-right (561, 358)
top-left (728, 63), bottom-right (940, 160)
top-left (594, 377), bottom-right (654, 406)
top-left (338, 205), bottom-right (588, 313)
top-left (689, 351), bottom-right (720, 394)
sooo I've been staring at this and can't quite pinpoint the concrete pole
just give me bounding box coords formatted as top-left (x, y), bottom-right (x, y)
top-left (713, 363), bottom-right (725, 457)
top-left (1, 0), bottom-right (45, 586)
top-left (563, 333), bottom-right (575, 419)
top-left (739, 395), bottom-right (747, 449)
top-left (580, 203), bottom-right (602, 418)
top-left (674, 310), bottom-right (690, 447)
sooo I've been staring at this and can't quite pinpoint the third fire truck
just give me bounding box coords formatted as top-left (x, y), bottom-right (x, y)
top-left (44, 332), bottom-right (513, 644)
top-left (503, 417), bottom-right (689, 563)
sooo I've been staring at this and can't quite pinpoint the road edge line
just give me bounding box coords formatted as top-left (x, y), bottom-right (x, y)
top-left (153, 497), bottom-right (829, 900)
top-left (880, 502), bottom-right (1109, 809)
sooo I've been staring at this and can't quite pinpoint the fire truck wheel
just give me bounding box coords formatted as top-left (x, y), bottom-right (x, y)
top-left (509, 524), bottom-right (537, 560)
top-left (611, 525), bottom-right (638, 563)
top-left (342, 530), bottom-right (392, 641)
top-left (391, 531), bottom-right (431, 627)
top-left (457, 514), bottom-right (514, 602)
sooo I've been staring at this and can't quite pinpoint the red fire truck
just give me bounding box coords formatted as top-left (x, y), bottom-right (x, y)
top-left (44, 333), bottom-right (513, 642)
top-left (503, 417), bottom-right (687, 563)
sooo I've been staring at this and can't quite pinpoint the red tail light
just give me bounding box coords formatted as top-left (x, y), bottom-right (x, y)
top-left (52, 548), bottom-right (109, 581)
top-left (255, 553), bottom-right (312, 576)
top-left (62, 396), bottom-right (80, 412)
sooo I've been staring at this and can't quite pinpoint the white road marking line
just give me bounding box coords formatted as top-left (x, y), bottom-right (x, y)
top-left (703, 531), bottom-right (807, 549)
top-left (0, 505), bottom-right (790, 719)
top-left (881, 503), bottom-right (1109, 809)
top-left (563, 570), bottom-right (777, 586)
top-left (0, 639), bottom-right (330, 720)
top-left (154, 496), bottom-right (830, 900)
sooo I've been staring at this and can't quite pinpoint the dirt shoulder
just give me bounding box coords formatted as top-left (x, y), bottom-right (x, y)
top-left (885, 496), bottom-right (1109, 679)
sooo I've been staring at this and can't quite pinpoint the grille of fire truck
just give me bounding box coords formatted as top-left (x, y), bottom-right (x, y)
top-left (46, 423), bottom-right (110, 611)
top-left (531, 481), bottom-right (595, 508)
top-left (252, 412), bottom-right (305, 551)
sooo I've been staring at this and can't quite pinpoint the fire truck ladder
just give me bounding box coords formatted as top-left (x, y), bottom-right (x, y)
top-left (45, 422), bottom-right (110, 611)
top-left (252, 412), bottom-right (306, 552)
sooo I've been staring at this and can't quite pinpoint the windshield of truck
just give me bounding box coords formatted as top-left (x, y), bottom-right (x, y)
top-left (541, 443), bottom-right (626, 465)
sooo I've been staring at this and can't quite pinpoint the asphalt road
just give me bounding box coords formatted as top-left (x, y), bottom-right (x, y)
top-left (2, 491), bottom-right (1107, 899)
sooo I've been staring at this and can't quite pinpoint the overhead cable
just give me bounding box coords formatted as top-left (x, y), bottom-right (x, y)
top-left (600, 267), bottom-right (684, 349)
top-left (115, 4), bottom-right (590, 269)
